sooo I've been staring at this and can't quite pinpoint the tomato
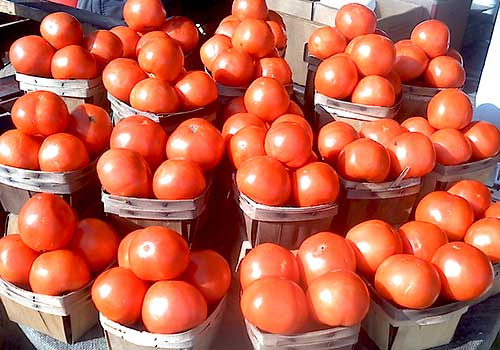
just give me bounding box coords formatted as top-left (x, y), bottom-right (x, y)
top-left (51, 45), bottom-right (98, 79)
top-left (292, 162), bottom-right (339, 207)
top-left (222, 112), bottom-right (266, 143)
top-left (229, 126), bottom-right (267, 169)
top-left (68, 104), bottom-right (112, 157)
top-left (401, 116), bottom-right (436, 137)
top-left (463, 121), bottom-right (500, 160)
top-left (236, 155), bottom-right (291, 205)
top-left (399, 221), bottom-right (448, 262)
top-left (241, 277), bottom-right (308, 335)
top-left (0, 130), bottom-right (42, 170)
top-left (308, 26), bottom-right (346, 59)
top-left (297, 232), bottom-right (356, 286)
top-left (215, 19), bottom-right (240, 39)
top-left (232, 19), bottom-right (274, 58)
top-left (447, 48), bottom-right (463, 65)
top-left (40, 12), bottom-right (82, 49)
top-left (200, 35), bottom-right (233, 72)
top-left (110, 26), bottom-right (140, 59)
top-left (11, 91), bottom-right (69, 136)
top-left (448, 180), bottom-right (492, 219)
top-left (267, 10), bottom-right (285, 28)
top-left (117, 229), bottom-right (141, 269)
top-left (123, 0), bottom-right (166, 32)
top-left (465, 218), bottom-right (500, 263)
top-left (254, 57), bottom-right (292, 85)
top-left (38, 133), bottom-right (90, 172)
top-left (30, 250), bottom-right (90, 296)
top-left (388, 131), bottom-right (436, 178)
top-left (102, 58), bottom-right (147, 103)
top-left (375, 254), bottom-right (441, 309)
top-left (386, 69), bottom-right (402, 97)
top-left (314, 54), bottom-right (358, 99)
top-left (135, 31), bottom-right (169, 56)
top-left (97, 148), bottom-right (152, 198)
top-left (0, 235), bottom-right (39, 288)
top-left (335, 3), bottom-right (376, 41)
top-left (138, 37), bottom-right (184, 83)
top-left (267, 20), bottom-right (287, 49)
top-left (232, 0), bottom-right (268, 20)
top-left (130, 78), bottom-right (180, 113)
top-left (161, 16), bottom-right (199, 53)
top-left (411, 19), bottom-right (450, 58)
top-left (350, 34), bottom-right (396, 77)
top-left (352, 75), bottom-right (396, 107)
top-left (424, 56), bottom-right (465, 88)
top-left (287, 101), bottom-right (304, 116)
top-left (307, 270), bottom-right (370, 326)
top-left (223, 97), bottom-right (248, 120)
top-left (153, 159), bottom-right (206, 200)
top-left (83, 30), bottom-right (123, 72)
top-left (244, 77), bottom-right (290, 122)
top-left (394, 43), bottom-right (428, 82)
top-left (220, 15), bottom-right (239, 24)
top-left (272, 114), bottom-right (313, 141)
top-left (142, 280), bottom-right (208, 333)
top-left (360, 119), bottom-right (406, 148)
top-left (175, 71), bottom-right (218, 110)
top-left (91, 267), bottom-right (148, 325)
top-left (432, 242), bottom-right (493, 301)
top-left (166, 118), bottom-right (224, 171)
top-left (337, 138), bottom-right (391, 183)
top-left (265, 122), bottom-right (312, 169)
top-left (9, 36), bottom-right (55, 77)
top-left (485, 203), bottom-right (500, 219)
top-left (344, 36), bottom-right (362, 55)
top-left (318, 121), bottom-right (359, 164)
top-left (212, 48), bottom-right (255, 87)
top-left (415, 191), bottom-right (474, 241)
top-left (394, 39), bottom-right (412, 48)
top-left (430, 129), bottom-right (472, 165)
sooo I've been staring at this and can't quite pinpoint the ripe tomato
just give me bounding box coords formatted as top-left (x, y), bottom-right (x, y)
top-left (97, 148), bottom-right (152, 198)
top-left (307, 270), bottom-right (370, 326)
top-left (254, 57), bottom-right (292, 85)
top-left (200, 35), bottom-right (233, 72)
top-left (360, 119), bottom-right (406, 148)
top-left (175, 71), bottom-right (218, 110)
top-left (411, 19), bottom-right (450, 58)
top-left (138, 37), bottom-right (184, 83)
top-left (394, 39), bottom-right (413, 48)
top-left (117, 229), bottom-right (141, 269)
top-left (375, 254), bottom-right (441, 309)
top-left (166, 118), bottom-right (224, 171)
top-left (0, 235), bottom-right (39, 288)
top-left (9, 35), bottom-right (55, 77)
top-left (142, 280), bottom-right (208, 333)
top-left (91, 267), bottom-right (148, 325)
top-left (161, 16), bottom-right (199, 53)
top-left (399, 221), bottom-right (448, 262)
top-left (123, 0), bottom-right (166, 32)
top-left (40, 12), bottom-right (82, 49)
top-left (350, 34), bottom-right (396, 77)
top-left (386, 70), bottom-right (402, 97)
top-left (415, 191), bottom-right (474, 241)
top-left (265, 122), bottom-right (312, 169)
top-left (267, 20), bottom-right (287, 49)
top-left (272, 114), bottom-right (313, 140)
top-left (335, 3), bottom-right (376, 41)
top-left (215, 19), bottom-right (240, 39)
top-left (297, 232), bottom-right (356, 286)
top-left (337, 138), bottom-right (391, 183)
top-left (464, 218), bottom-right (500, 263)
top-left (292, 162), bottom-right (339, 207)
top-left (38, 133), bottom-right (90, 172)
top-left (388, 131), bottom-right (436, 178)
top-left (394, 43), bottom-right (429, 82)
top-left (308, 26), bottom-right (346, 59)
top-left (267, 10), bottom-right (285, 27)
top-left (110, 26), bottom-right (140, 59)
top-left (135, 31), bottom-right (169, 56)
top-left (485, 203), bottom-right (500, 219)
top-left (244, 77), bottom-right (290, 122)
top-left (447, 48), bottom-right (464, 65)
top-left (130, 78), bottom-right (180, 113)
top-left (401, 116), bottom-right (436, 137)
top-left (352, 75), bottom-right (396, 107)
top-left (11, 91), bottom-right (69, 136)
top-left (102, 58), bottom-right (147, 103)
top-left (51, 45), bottom-right (98, 79)
top-left (430, 129), bottom-right (472, 165)
top-left (463, 121), bottom-right (500, 160)
top-left (314, 54), bottom-right (358, 100)
top-left (241, 277), bottom-right (308, 335)
top-left (344, 36), bottom-right (362, 55)
top-left (318, 121), bottom-right (359, 164)
top-left (346, 219), bottom-right (402, 278)
top-left (212, 48), bottom-right (255, 87)
top-left (232, 19), bottom-right (274, 58)
top-left (287, 101), bottom-right (304, 116)
top-left (0, 130), bottom-right (42, 170)
top-left (222, 112), bottom-right (266, 143)
top-left (153, 159), bottom-right (206, 200)
top-left (232, 0), bottom-right (268, 20)
top-left (424, 56), bottom-right (465, 88)
top-left (83, 30), bottom-right (123, 72)
top-left (68, 104), bottom-right (112, 157)
top-left (182, 250), bottom-right (231, 304)
top-left (229, 126), bottom-right (267, 169)
top-left (448, 180), bottom-right (492, 219)
top-left (236, 155), bottom-right (291, 205)
top-left (223, 97), bottom-right (247, 120)
top-left (30, 250), bottom-right (90, 296)
top-left (432, 242), bottom-right (493, 301)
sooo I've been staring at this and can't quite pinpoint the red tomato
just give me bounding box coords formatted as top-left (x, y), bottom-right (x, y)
top-left (411, 19), bottom-right (450, 58)
top-left (9, 36), bottom-right (55, 77)
top-left (337, 138), bottom-right (391, 183)
top-left (344, 36), bottom-right (362, 55)
top-left (30, 250), bottom-right (90, 296)
top-left (272, 114), bottom-right (313, 140)
top-left (463, 121), bottom-right (500, 160)
top-left (91, 267), bottom-right (148, 325)
top-left (102, 58), bottom-right (147, 103)
top-left (394, 43), bottom-right (429, 82)
top-left (244, 77), bottom-right (290, 122)
top-left (335, 3), bottom-right (376, 41)
top-left (241, 277), bottom-right (308, 335)
top-left (267, 20), bottom-right (287, 49)
top-left (232, 0), bottom-right (268, 20)
top-left (415, 191), bottom-right (475, 241)
top-left (123, 0), bottom-right (166, 32)
top-left (83, 30), bottom-right (123, 72)
top-left (448, 180), bottom-right (492, 219)
top-left (223, 97), bottom-right (248, 120)
top-left (0, 130), bottom-right (42, 170)
top-left (399, 221), bottom-right (448, 262)
top-left (175, 71), bottom-right (218, 110)
top-left (236, 155), bottom-right (291, 205)
top-left (130, 78), bottom-right (180, 113)
top-left (464, 218), bottom-right (500, 263)
top-left (215, 19), bottom-right (240, 39)
top-left (375, 254), bottom-right (441, 309)
top-left (318, 121), bottom-right (359, 164)
top-left (360, 119), bottom-right (406, 148)
top-left (424, 56), bottom-right (465, 88)
top-left (388, 131), bottom-right (436, 178)
top-left (142, 280), bottom-right (208, 333)
top-left (222, 112), bottom-right (266, 143)
top-left (51, 45), bottom-right (98, 79)
top-left (314, 54), bottom-right (358, 100)
top-left (0, 235), bottom-right (39, 288)
top-left (161, 16), bottom-right (199, 53)
top-left (297, 232), bottom-right (356, 286)
top-left (308, 26), bottom-right (347, 59)
top-left (401, 116), bottom-right (436, 137)
top-left (287, 101), bottom-right (304, 116)
top-left (350, 34), bottom-right (396, 77)
top-left (135, 31), bottom-right (169, 56)
top-left (254, 57), bottom-right (292, 85)
top-left (351, 75), bottom-right (396, 107)
top-left (110, 26), bottom-right (140, 59)
top-left (307, 270), bottom-right (370, 326)
top-left (432, 242), bottom-right (493, 301)
top-left (40, 12), bottom-right (83, 49)
top-left (447, 48), bottom-right (464, 65)
top-left (267, 10), bottom-right (285, 28)
top-left (292, 162), bottom-right (339, 207)
top-left (212, 48), bottom-right (255, 87)
top-left (430, 128), bottom-right (472, 165)
top-left (485, 203), bottom-right (500, 219)
top-left (97, 148), bottom-right (152, 198)
top-left (153, 159), bottom-right (206, 200)
top-left (229, 126), bottom-right (267, 169)
top-left (117, 229), bottom-right (141, 268)
top-left (200, 35), bottom-right (233, 72)
top-left (386, 69), bottom-right (402, 97)
top-left (265, 122), bottom-right (312, 169)
top-left (138, 37), bottom-right (184, 83)
top-left (38, 133), bottom-right (90, 172)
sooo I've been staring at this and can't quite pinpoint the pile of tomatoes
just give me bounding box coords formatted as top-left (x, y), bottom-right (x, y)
top-left (92, 226), bottom-right (231, 334)
top-left (0, 193), bottom-right (119, 295)
top-left (0, 92), bottom-right (111, 171)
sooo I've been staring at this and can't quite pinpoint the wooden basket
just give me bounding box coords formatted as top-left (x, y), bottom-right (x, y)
top-left (398, 84), bottom-right (443, 121)
top-left (100, 296), bottom-right (227, 350)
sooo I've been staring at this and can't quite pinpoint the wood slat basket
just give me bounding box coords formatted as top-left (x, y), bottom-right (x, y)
top-left (398, 84), bottom-right (443, 121)
top-left (100, 296), bottom-right (227, 350)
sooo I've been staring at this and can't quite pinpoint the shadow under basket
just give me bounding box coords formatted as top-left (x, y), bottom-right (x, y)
top-left (100, 296), bottom-right (226, 350)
